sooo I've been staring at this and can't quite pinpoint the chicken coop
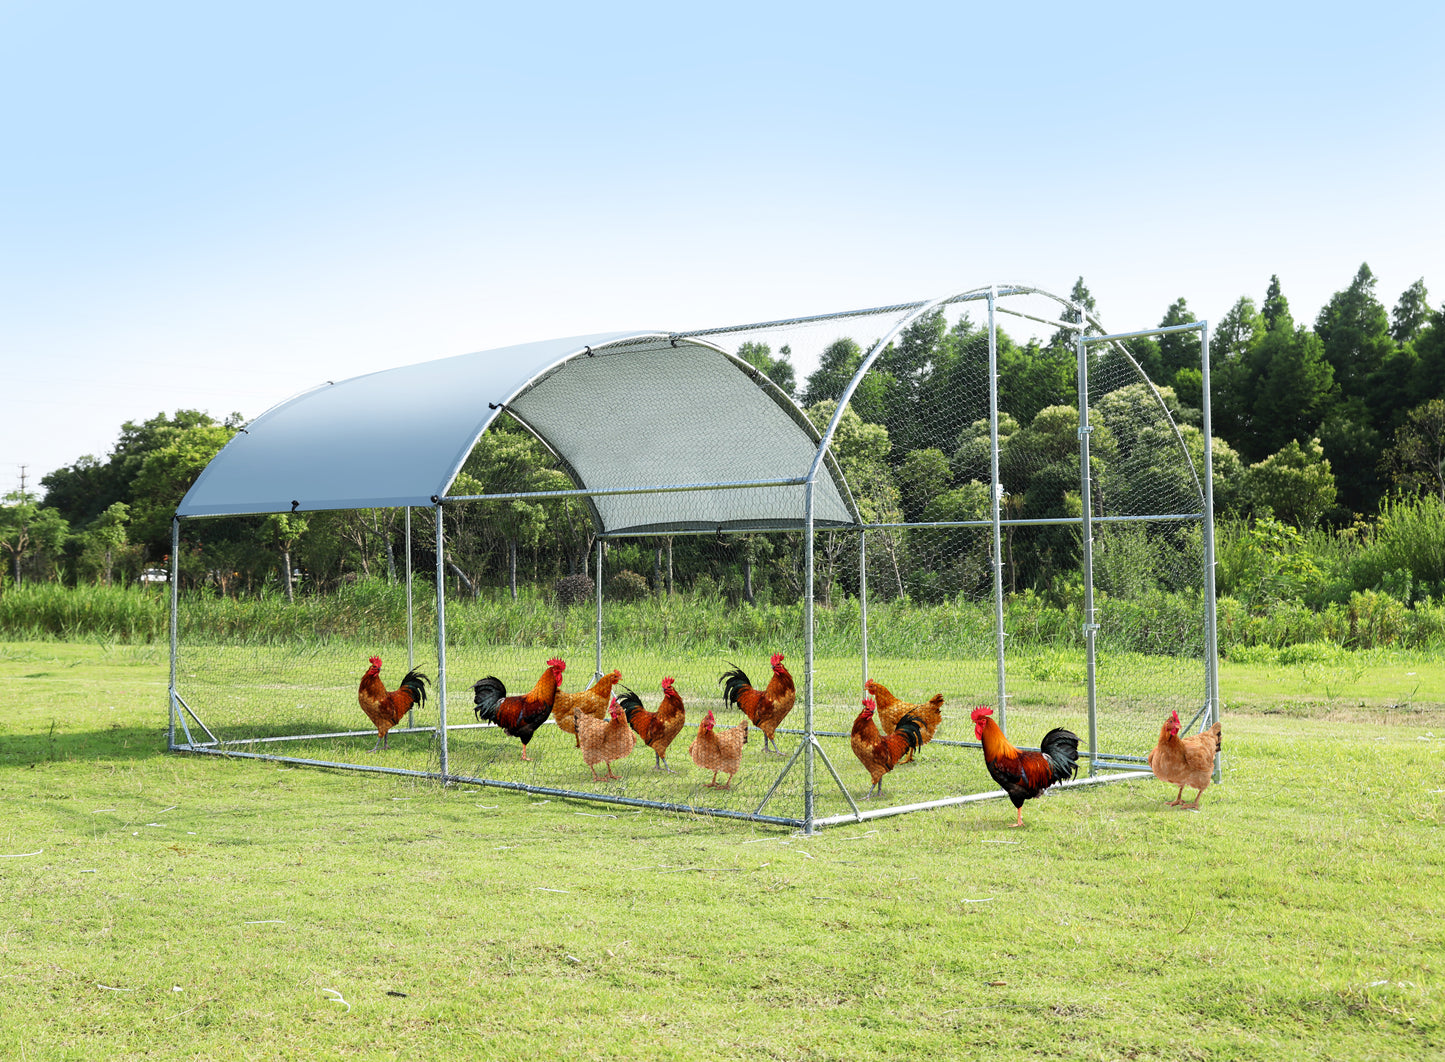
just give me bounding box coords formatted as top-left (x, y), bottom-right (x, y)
top-left (167, 283), bottom-right (1221, 833)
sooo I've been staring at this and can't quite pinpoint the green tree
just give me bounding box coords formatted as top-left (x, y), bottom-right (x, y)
top-left (81, 501), bottom-right (130, 586)
top-left (999, 335), bottom-right (1075, 426)
top-left (1242, 438), bottom-right (1337, 529)
top-left (1249, 320), bottom-right (1334, 461)
top-left (42, 410), bottom-right (240, 530)
top-left (1212, 296), bottom-right (1265, 366)
top-left (1172, 367), bottom-right (1204, 410)
top-left (1157, 297), bottom-right (1202, 385)
top-left (1262, 275), bottom-right (1290, 331)
top-left (806, 400), bottom-right (899, 604)
top-left (1379, 398), bottom-right (1445, 502)
top-left (1390, 278), bottom-right (1432, 345)
top-left (1406, 308), bottom-right (1445, 408)
top-left (1317, 400), bottom-right (1384, 517)
top-left (460, 418), bottom-right (574, 597)
top-left (0, 490), bottom-right (70, 585)
top-left (953, 413), bottom-right (1019, 485)
top-left (1315, 263), bottom-right (1396, 399)
top-left (737, 341), bottom-right (797, 398)
top-left (896, 447), bottom-right (953, 523)
top-left (264, 513), bottom-right (309, 602)
top-left (1048, 276), bottom-right (1097, 349)
top-left (802, 338), bottom-right (864, 407)
top-left (875, 308), bottom-right (948, 453)
top-left (127, 422), bottom-right (238, 552)
top-left (1218, 516), bottom-right (1325, 609)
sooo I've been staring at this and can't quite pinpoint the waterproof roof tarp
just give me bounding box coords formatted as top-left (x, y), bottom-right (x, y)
top-left (177, 332), bottom-right (858, 534)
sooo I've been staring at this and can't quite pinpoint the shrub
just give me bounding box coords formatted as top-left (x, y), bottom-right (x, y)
top-left (554, 574), bottom-right (594, 608)
top-left (607, 569), bottom-right (650, 602)
top-left (1350, 494), bottom-right (1445, 603)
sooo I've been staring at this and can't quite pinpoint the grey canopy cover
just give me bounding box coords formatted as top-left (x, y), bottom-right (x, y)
top-left (176, 332), bottom-right (859, 534)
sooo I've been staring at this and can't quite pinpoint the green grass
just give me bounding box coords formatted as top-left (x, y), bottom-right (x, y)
top-left (2, 641), bottom-right (1443, 1060)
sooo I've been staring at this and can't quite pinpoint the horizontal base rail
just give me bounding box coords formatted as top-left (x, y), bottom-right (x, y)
top-left (812, 770), bottom-right (1146, 827)
top-left (173, 742), bottom-right (1148, 831)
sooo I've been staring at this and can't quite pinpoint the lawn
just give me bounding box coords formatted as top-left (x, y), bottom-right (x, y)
top-left (1, 641), bottom-right (1441, 1060)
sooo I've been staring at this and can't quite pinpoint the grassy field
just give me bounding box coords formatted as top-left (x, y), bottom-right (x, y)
top-left (1, 641), bottom-right (1442, 1060)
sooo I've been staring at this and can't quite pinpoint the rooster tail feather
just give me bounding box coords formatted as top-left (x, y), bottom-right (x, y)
top-left (718, 665), bottom-right (752, 708)
top-left (896, 713), bottom-right (925, 750)
top-left (399, 670), bottom-right (430, 707)
top-left (616, 686), bottom-right (644, 726)
top-left (472, 676), bottom-right (505, 722)
top-left (1039, 727), bottom-right (1080, 783)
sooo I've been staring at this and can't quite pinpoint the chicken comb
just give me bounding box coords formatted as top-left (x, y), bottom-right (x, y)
top-left (368, 656), bottom-right (382, 667)
top-left (770, 652), bottom-right (785, 668)
top-left (969, 705), bottom-right (994, 722)
top-left (861, 697), bottom-right (876, 712)
top-left (661, 676), bottom-right (675, 688)
top-left (547, 657), bottom-right (566, 671)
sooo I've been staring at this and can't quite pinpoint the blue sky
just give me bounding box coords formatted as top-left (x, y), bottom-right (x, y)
top-left (3, 1), bottom-right (1441, 491)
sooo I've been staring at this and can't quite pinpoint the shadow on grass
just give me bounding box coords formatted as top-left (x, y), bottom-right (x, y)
top-left (0, 717), bottom-right (429, 767)
top-left (0, 724), bottom-right (170, 766)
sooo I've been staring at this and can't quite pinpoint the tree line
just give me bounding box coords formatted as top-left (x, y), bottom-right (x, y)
top-left (5, 265), bottom-right (1442, 609)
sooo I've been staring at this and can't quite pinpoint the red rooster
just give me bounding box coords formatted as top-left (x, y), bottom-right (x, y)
top-left (619, 677), bottom-right (687, 772)
top-left (357, 656), bottom-right (429, 751)
top-left (719, 653), bottom-right (795, 754)
top-left (472, 658), bottom-right (566, 761)
top-left (971, 706), bottom-right (1079, 827)
top-left (850, 697), bottom-right (924, 800)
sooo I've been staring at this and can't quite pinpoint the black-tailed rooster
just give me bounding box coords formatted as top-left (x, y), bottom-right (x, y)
top-left (971, 705), bottom-right (1079, 827)
top-left (357, 656), bottom-right (429, 751)
top-left (472, 657), bottom-right (566, 761)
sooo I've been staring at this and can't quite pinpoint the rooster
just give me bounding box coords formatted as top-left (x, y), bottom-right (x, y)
top-left (357, 656), bottom-right (429, 751)
top-left (971, 706), bottom-right (1079, 827)
top-left (619, 677), bottom-right (687, 772)
top-left (850, 697), bottom-right (924, 800)
top-left (553, 668), bottom-right (623, 747)
top-left (687, 709), bottom-right (748, 789)
top-left (719, 653), bottom-right (795, 754)
top-left (471, 658), bottom-right (566, 761)
top-left (1147, 709), bottom-right (1223, 809)
top-left (575, 697), bottom-right (636, 780)
top-left (864, 678), bottom-right (943, 763)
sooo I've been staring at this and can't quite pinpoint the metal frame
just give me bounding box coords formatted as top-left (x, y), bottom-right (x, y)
top-left (167, 285), bottom-right (1221, 833)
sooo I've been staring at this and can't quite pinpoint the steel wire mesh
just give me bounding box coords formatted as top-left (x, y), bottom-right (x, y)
top-left (169, 289), bottom-right (1215, 828)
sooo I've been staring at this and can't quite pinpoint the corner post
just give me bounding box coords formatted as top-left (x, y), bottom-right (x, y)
top-left (433, 501), bottom-right (449, 779)
top-left (1076, 327), bottom-right (1100, 777)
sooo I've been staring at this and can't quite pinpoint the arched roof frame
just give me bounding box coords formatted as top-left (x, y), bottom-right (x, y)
top-left (177, 331), bottom-right (860, 534)
top-left (807, 284), bottom-right (1205, 508)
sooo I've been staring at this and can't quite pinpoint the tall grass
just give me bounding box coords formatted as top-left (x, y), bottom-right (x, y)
top-left (0, 582), bottom-right (170, 641)
top-left (5, 576), bottom-right (1444, 654)
top-left (1351, 493), bottom-right (1445, 603)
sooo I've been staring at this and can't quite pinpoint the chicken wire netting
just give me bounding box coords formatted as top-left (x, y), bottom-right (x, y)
top-left (169, 286), bottom-right (1216, 829)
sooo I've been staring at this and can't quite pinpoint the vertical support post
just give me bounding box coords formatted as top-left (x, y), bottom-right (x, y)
top-left (859, 530), bottom-right (869, 688)
top-left (1076, 330), bottom-right (1100, 777)
top-left (405, 507), bottom-right (414, 670)
top-left (595, 538), bottom-right (605, 681)
top-left (1198, 321), bottom-right (1222, 783)
top-left (987, 286), bottom-right (1008, 731)
top-left (803, 478), bottom-right (816, 836)
top-left (433, 503), bottom-right (449, 779)
top-left (404, 506), bottom-right (415, 728)
top-left (168, 516), bottom-right (180, 750)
